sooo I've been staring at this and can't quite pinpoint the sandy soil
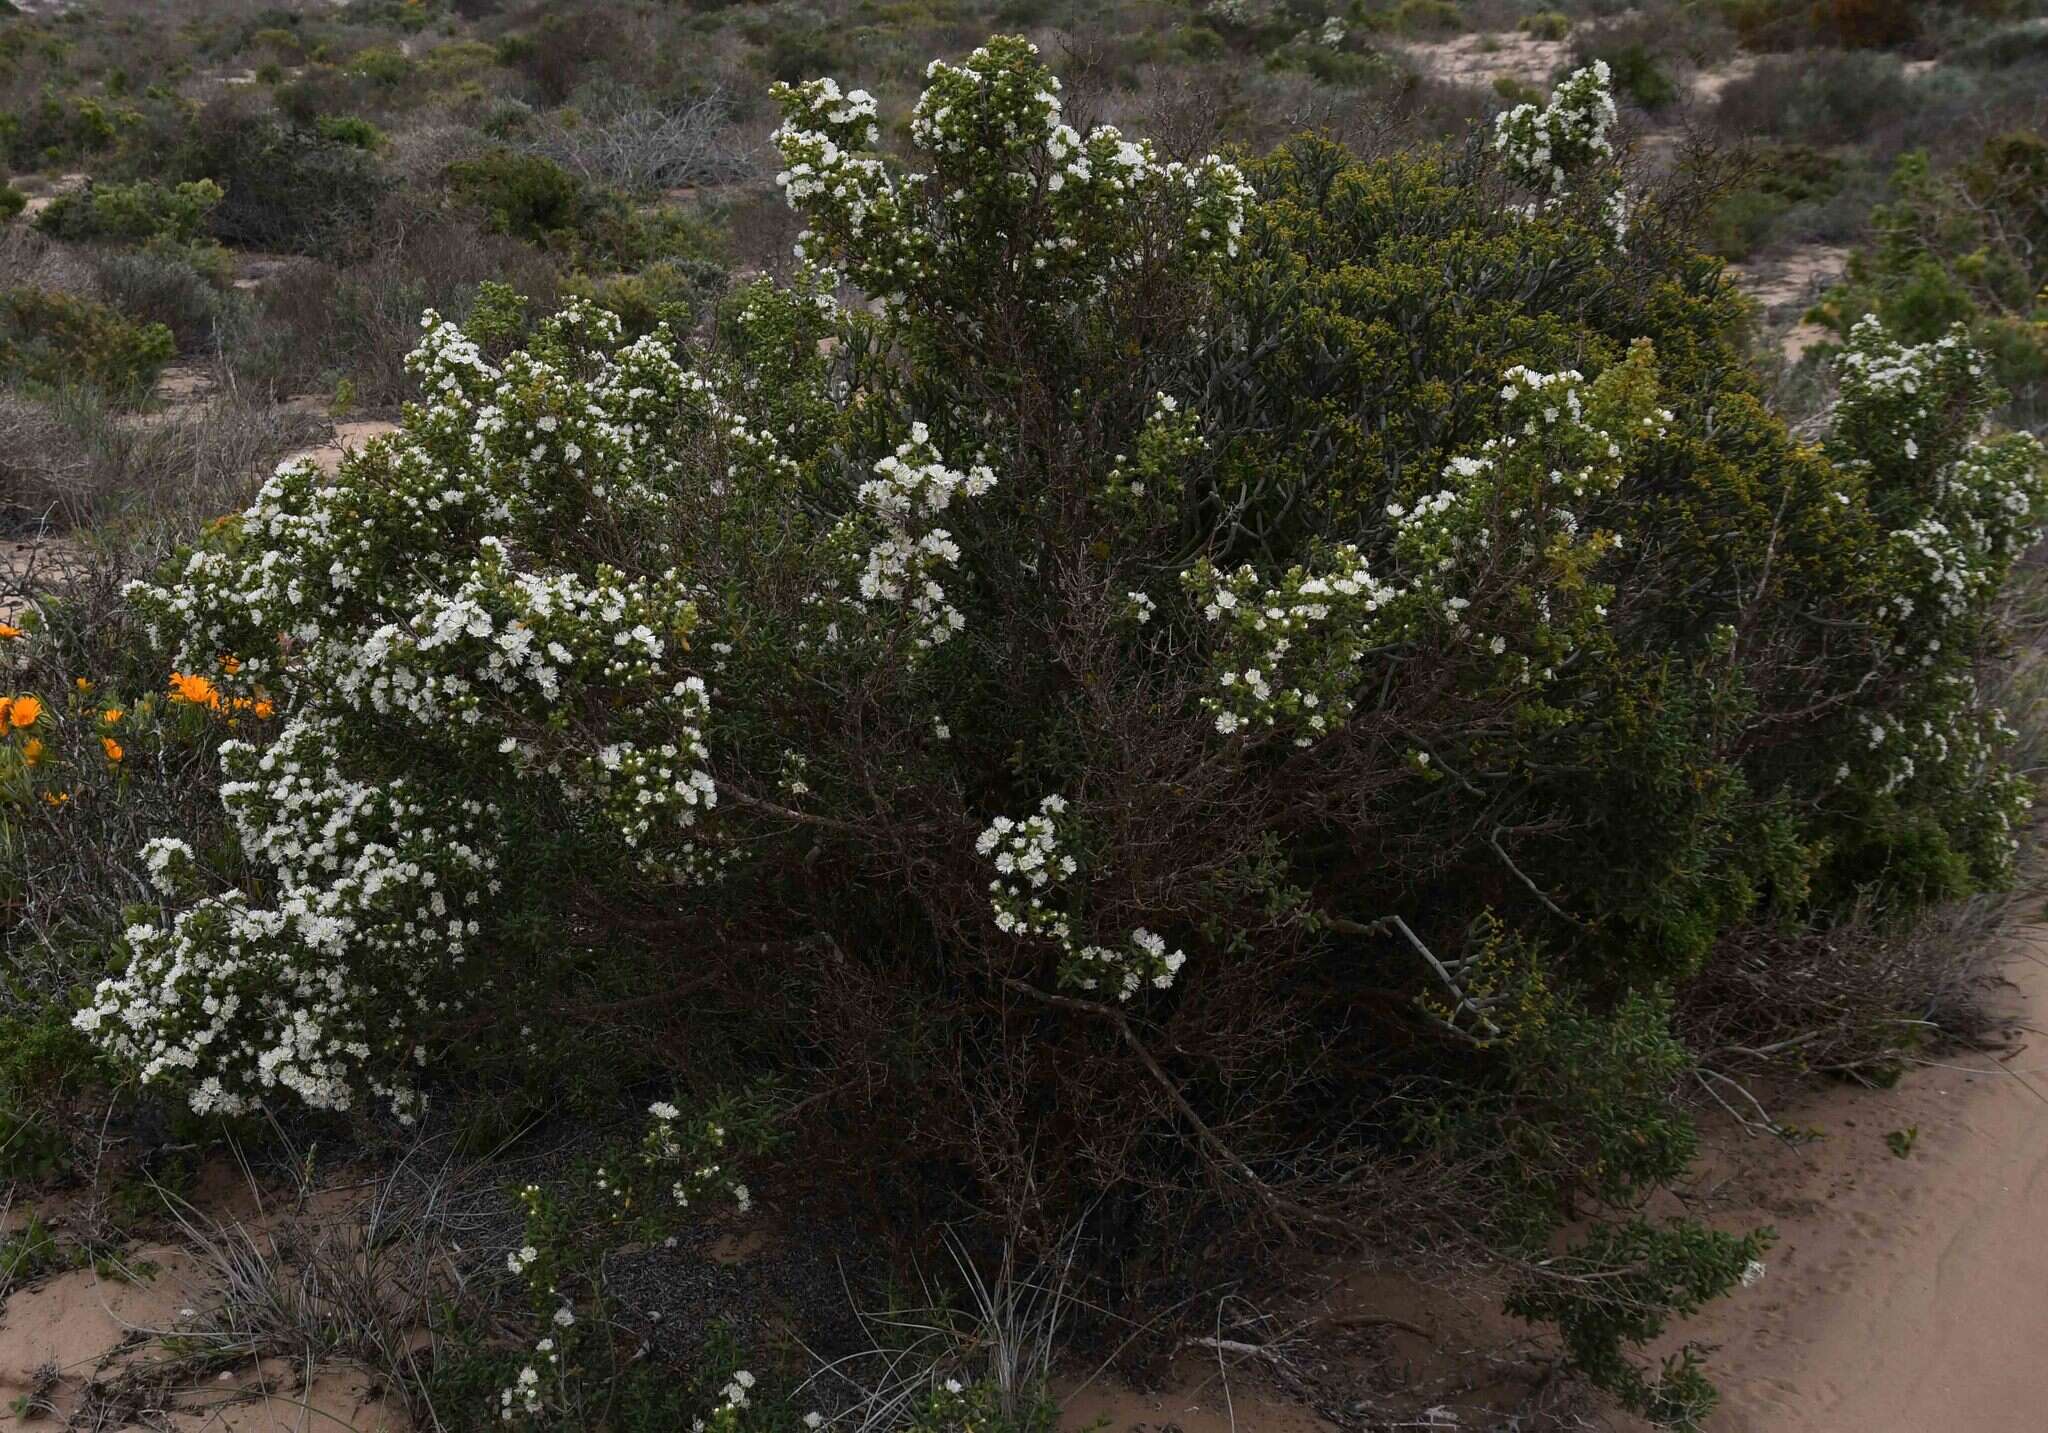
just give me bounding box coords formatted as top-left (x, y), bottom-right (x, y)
top-left (0, 1174), bottom-right (409, 1431)
top-left (1690, 56), bottom-right (1760, 105)
top-left (1396, 33), bottom-right (1572, 93)
top-left (277, 417), bottom-right (402, 477)
top-left (1600, 914), bottom-right (2048, 1433)
top-left (1727, 245), bottom-right (1849, 362)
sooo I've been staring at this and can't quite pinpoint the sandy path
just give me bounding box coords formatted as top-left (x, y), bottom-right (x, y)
top-left (1626, 919), bottom-right (2048, 1432)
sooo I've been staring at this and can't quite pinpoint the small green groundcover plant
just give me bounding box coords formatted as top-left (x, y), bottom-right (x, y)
top-left (6, 37), bottom-right (2043, 1428)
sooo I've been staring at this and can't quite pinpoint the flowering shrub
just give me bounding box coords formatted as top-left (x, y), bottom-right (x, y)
top-left (1816, 318), bottom-right (2046, 894)
top-left (1813, 131), bottom-right (2048, 426)
top-left (495, 1099), bottom-right (757, 1426)
top-left (976, 795), bottom-right (1187, 1000)
top-left (1494, 62), bottom-right (1630, 248)
top-left (52, 35), bottom-right (2045, 1425)
top-left (1493, 62), bottom-right (1618, 199)
top-left (771, 45), bottom-right (1251, 314)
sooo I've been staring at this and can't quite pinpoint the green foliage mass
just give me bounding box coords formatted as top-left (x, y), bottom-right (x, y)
top-left (33, 177), bottom-right (224, 246)
top-left (0, 287), bottom-right (174, 403)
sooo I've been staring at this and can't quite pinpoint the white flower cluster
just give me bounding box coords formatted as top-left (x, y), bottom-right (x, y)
top-left (649, 1102), bottom-right (752, 1213)
top-left (1834, 314), bottom-right (1972, 412)
top-left (1824, 319), bottom-right (2047, 846)
top-left (1185, 546), bottom-right (1394, 745)
top-left (978, 795), bottom-right (1078, 942)
top-left (976, 796), bottom-right (1186, 999)
top-left (140, 835), bottom-right (196, 897)
top-left (690, 1369), bottom-right (756, 1433)
top-left (75, 716), bottom-right (497, 1119)
top-left (847, 422), bottom-right (997, 651)
top-left (1493, 62), bottom-right (1617, 197)
top-left (772, 37), bottom-right (1252, 311)
top-left (1101, 390), bottom-right (1204, 513)
top-left (499, 1362), bottom-right (544, 1422)
top-left (91, 301), bottom-right (786, 1115)
top-left (1192, 348), bottom-right (1668, 745)
top-left (1492, 62), bottom-right (1629, 247)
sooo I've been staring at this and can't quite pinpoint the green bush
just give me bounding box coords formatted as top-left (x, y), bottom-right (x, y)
top-left (1576, 41), bottom-right (1679, 110)
top-left (314, 114), bottom-right (385, 150)
top-left (345, 46), bottom-right (415, 86)
top-left (1177, 23), bottom-right (1227, 60)
top-left (1818, 0), bottom-right (1921, 49)
top-left (1703, 144), bottom-right (1843, 259)
top-left (176, 99), bottom-right (387, 254)
top-left (1267, 40), bottom-right (1388, 88)
top-left (1711, 50), bottom-right (1912, 144)
top-left (0, 185), bottom-right (25, 221)
top-left (1815, 132), bottom-right (2048, 420)
top-left (0, 92), bottom-right (136, 170)
top-left (1954, 20), bottom-right (2048, 68)
top-left (0, 287), bottom-right (175, 403)
top-left (33, 177), bottom-right (224, 245)
top-left (1720, 0), bottom-right (1923, 49)
top-left (753, 26), bottom-right (846, 84)
top-left (564, 257), bottom-right (728, 338)
top-left (94, 248), bottom-right (238, 352)
top-left (1520, 11), bottom-right (1572, 40)
top-left (446, 148), bottom-right (593, 244)
top-left (1391, 0), bottom-right (1462, 35)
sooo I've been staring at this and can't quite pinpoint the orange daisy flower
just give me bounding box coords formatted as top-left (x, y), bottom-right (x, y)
top-left (168, 672), bottom-right (222, 710)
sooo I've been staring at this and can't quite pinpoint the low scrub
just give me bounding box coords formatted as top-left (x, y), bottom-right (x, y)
top-left (33, 178), bottom-right (224, 247)
top-left (0, 287), bottom-right (173, 403)
top-left (177, 97), bottom-right (387, 254)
